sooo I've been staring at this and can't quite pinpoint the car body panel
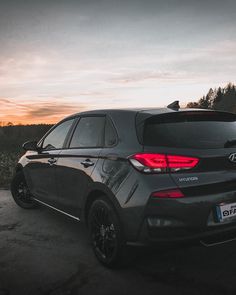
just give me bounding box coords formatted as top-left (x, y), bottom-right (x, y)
top-left (55, 148), bottom-right (101, 216)
top-left (23, 150), bottom-right (60, 206)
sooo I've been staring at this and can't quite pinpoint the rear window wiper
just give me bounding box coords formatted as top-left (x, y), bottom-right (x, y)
top-left (224, 139), bottom-right (236, 148)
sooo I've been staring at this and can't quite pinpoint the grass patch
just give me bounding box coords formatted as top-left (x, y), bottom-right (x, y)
top-left (0, 151), bottom-right (22, 188)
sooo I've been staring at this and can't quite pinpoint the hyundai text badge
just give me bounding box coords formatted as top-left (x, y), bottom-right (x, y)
top-left (229, 153), bottom-right (236, 163)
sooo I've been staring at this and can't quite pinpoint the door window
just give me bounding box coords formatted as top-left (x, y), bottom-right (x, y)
top-left (70, 116), bottom-right (105, 148)
top-left (42, 119), bottom-right (74, 150)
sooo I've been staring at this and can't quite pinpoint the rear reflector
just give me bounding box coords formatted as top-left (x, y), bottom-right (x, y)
top-left (152, 189), bottom-right (184, 198)
top-left (129, 153), bottom-right (199, 173)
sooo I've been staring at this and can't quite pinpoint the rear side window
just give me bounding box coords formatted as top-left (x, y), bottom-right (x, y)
top-left (105, 117), bottom-right (117, 147)
top-left (70, 116), bottom-right (105, 148)
top-left (143, 112), bottom-right (236, 149)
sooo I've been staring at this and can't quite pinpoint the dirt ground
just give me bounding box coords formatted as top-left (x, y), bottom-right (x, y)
top-left (1, 189), bottom-right (236, 295)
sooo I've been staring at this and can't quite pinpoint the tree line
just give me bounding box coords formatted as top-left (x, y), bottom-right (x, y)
top-left (187, 83), bottom-right (236, 113)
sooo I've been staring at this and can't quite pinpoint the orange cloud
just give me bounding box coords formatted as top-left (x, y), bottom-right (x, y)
top-left (0, 98), bottom-right (86, 125)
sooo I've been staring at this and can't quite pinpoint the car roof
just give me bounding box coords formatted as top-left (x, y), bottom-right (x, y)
top-left (65, 107), bottom-right (212, 120)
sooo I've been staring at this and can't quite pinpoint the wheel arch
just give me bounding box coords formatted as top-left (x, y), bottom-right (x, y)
top-left (82, 184), bottom-right (123, 225)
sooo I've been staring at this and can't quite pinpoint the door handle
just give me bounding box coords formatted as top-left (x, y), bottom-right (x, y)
top-left (81, 159), bottom-right (94, 168)
top-left (48, 158), bottom-right (57, 165)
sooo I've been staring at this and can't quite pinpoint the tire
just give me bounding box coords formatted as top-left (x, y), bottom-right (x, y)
top-left (11, 171), bottom-right (37, 209)
top-left (88, 197), bottom-right (127, 267)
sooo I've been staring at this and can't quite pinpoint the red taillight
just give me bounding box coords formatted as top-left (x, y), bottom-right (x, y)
top-left (129, 153), bottom-right (199, 173)
top-left (152, 189), bottom-right (184, 198)
top-left (167, 155), bottom-right (199, 169)
top-left (131, 153), bottom-right (167, 168)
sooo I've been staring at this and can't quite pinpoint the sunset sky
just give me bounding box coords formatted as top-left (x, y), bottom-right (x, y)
top-left (0, 0), bottom-right (236, 124)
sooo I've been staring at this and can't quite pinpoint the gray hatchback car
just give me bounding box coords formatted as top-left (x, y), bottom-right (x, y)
top-left (11, 103), bottom-right (236, 266)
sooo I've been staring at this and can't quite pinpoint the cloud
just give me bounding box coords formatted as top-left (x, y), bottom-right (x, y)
top-left (0, 98), bottom-right (86, 125)
top-left (0, 98), bottom-right (12, 104)
top-left (0, 39), bottom-right (235, 122)
top-left (110, 71), bottom-right (187, 84)
top-left (26, 102), bottom-right (83, 118)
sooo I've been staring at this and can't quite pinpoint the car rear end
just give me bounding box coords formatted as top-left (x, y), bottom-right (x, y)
top-left (128, 109), bottom-right (236, 246)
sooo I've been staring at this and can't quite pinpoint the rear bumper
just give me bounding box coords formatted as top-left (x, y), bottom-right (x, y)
top-left (136, 218), bottom-right (236, 246)
top-left (126, 191), bottom-right (236, 246)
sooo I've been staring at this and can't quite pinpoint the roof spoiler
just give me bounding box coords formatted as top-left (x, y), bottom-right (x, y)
top-left (167, 100), bottom-right (180, 110)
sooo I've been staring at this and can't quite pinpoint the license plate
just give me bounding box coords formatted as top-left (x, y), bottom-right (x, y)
top-left (216, 202), bottom-right (236, 222)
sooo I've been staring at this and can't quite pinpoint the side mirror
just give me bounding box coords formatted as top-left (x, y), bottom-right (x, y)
top-left (22, 141), bottom-right (40, 151)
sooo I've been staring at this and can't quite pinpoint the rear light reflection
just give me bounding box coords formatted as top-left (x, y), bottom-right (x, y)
top-left (129, 153), bottom-right (199, 173)
top-left (152, 189), bottom-right (185, 198)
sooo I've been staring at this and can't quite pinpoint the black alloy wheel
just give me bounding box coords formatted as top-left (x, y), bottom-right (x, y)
top-left (11, 171), bottom-right (37, 209)
top-left (88, 197), bottom-right (126, 267)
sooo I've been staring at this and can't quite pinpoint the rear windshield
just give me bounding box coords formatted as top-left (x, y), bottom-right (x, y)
top-left (143, 111), bottom-right (236, 149)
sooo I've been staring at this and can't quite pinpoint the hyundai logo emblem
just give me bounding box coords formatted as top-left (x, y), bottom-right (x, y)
top-left (229, 153), bottom-right (236, 163)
